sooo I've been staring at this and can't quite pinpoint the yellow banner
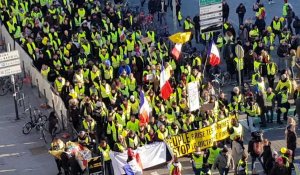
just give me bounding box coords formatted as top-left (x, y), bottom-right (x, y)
top-left (165, 116), bottom-right (234, 157)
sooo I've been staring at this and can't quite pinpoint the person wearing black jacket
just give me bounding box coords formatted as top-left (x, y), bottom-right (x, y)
top-left (277, 41), bottom-right (290, 72)
top-left (286, 125), bottom-right (297, 161)
top-left (236, 3), bottom-right (246, 26)
top-left (193, 15), bottom-right (200, 43)
top-left (293, 16), bottom-right (300, 35)
top-left (262, 139), bottom-right (274, 174)
top-left (248, 131), bottom-right (265, 172)
top-left (286, 5), bottom-right (295, 34)
top-left (222, 1), bottom-right (230, 22)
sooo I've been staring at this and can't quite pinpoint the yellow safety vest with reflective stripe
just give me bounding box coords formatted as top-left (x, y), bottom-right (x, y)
top-left (75, 86), bottom-right (85, 99)
top-left (192, 154), bottom-right (204, 169)
top-left (126, 120), bottom-right (139, 132)
top-left (272, 21), bottom-right (281, 31)
top-left (103, 67), bottom-right (113, 80)
top-left (82, 119), bottom-right (96, 132)
top-left (107, 122), bottom-right (117, 141)
top-left (234, 57), bottom-right (244, 70)
top-left (157, 129), bottom-right (168, 140)
top-left (280, 91), bottom-right (288, 104)
top-left (82, 44), bottom-right (91, 55)
top-left (55, 79), bottom-right (65, 93)
top-left (14, 26), bottom-right (21, 39)
top-left (100, 84), bottom-right (110, 98)
top-left (74, 16), bottom-right (82, 27)
top-left (98, 145), bottom-right (111, 161)
top-left (90, 71), bottom-right (100, 82)
top-left (41, 67), bottom-right (50, 78)
top-left (147, 31), bottom-right (155, 42)
top-left (110, 31), bottom-right (118, 44)
top-left (128, 136), bottom-right (138, 148)
top-left (265, 92), bottom-right (275, 107)
top-left (127, 78), bottom-right (136, 92)
top-left (184, 20), bottom-right (193, 30)
top-left (207, 148), bottom-right (221, 164)
top-left (7, 21), bottom-right (15, 33)
top-left (78, 8), bottom-right (86, 18)
top-left (267, 62), bottom-right (277, 75)
top-left (111, 55), bottom-right (120, 69)
top-left (126, 40), bottom-right (135, 52)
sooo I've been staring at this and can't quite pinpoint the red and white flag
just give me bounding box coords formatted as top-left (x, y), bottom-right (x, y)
top-left (209, 41), bottom-right (221, 67)
top-left (171, 43), bottom-right (182, 60)
top-left (138, 91), bottom-right (151, 125)
top-left (160, 63), bottom-right (173, 100)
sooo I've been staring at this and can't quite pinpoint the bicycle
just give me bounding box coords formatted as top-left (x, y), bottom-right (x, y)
top-left (0, 74), bottom-right (23, 96)
top-left (211, 72), bottom-right (231, 94)
top-left (22, 106), bottom-right (49, 143)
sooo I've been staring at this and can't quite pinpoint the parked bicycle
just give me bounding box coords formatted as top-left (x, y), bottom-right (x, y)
top-left (22, 106), bottom-right (49, 143)
top-left (0, 74), bottom-right (23, 96)
top-left (210, 71), bottom-right (231, 94)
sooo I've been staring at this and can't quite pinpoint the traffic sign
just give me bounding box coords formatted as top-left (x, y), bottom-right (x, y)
top-left (0, 65), bottom-right (22, 77)
top-left (0, 50), bottom-right (20, 62)
top-left (200, 17), bottom-right (222, 26)
top-left (199, 1), bottom-right (223, 34)
top-left (200, 11), bottom-right (222, 20)
top-left (199, 3), bottom-right (222, 15)
top-left (235, 44), bottom-right (245, 58)
top-left (200, 23), bottom-right (223, 33)
top-left (199, 0), bottom-right (222, 6)
top-left (0, 50), bottom-right (21, 78)
top-left (0, 59), bottom-right (21, 68)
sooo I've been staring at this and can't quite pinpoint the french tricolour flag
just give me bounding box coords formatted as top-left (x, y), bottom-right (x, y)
top-left (171, 43), bottom-right (182, 60)
top-left (208, 41), bottom-right (221, 67)
top-left (160, 62), bottom-right (173, 100)
top-left (120, 29), bottom-right (126, 42)
top-left (138, 91), bottom-right (151, 125)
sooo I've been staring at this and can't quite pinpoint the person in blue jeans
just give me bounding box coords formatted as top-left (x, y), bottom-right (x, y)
top-left (213, 147), bottom-right (234, 175)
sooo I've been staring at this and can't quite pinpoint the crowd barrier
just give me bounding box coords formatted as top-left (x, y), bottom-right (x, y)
top-left (1, 25), bottom-right (68, 130)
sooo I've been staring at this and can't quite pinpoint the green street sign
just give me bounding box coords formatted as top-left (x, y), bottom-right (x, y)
top-left (199, 0), bottom-right (222, 6)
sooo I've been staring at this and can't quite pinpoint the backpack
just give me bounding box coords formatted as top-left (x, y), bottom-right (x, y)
top-left (253, 141), bottom-right (263, 156)
top-left (172, 166), bottom-right (181, 175)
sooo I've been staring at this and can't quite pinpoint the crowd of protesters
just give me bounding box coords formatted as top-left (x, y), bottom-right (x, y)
top-left (1, 0), bottom-right (299, 174)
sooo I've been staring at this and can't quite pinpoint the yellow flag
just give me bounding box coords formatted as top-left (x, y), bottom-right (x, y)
top-left (169, 32), bottom-right (191, 44)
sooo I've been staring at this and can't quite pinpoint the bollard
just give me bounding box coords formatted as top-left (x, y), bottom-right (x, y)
top-left (22, 93), bottom-right (25, 112)
top-left (22, 61), bottom-right (26, 78)
top-left (43, 89), bottom-right (47, 104)
top-left (13, 41), bottom-right (15, 50)
top-left (36, 79), bottom-right (41, 98)
top-left (29, 71), bottom-right (33, 88)
top-left (61, 110), bottom-right (66, 131)
top-left (52, 99), bottom-right (55, 111)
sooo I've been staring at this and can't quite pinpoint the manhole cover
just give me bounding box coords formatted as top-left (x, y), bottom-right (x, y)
top-left (29, 146), bottom-right (47, 156)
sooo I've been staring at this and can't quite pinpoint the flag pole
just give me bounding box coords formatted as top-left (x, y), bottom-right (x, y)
top-left (202, 33), bottom-right (211, 79)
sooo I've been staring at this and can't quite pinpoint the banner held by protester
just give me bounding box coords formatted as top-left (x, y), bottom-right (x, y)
top-left (165, 116), bottom-right (234, 157)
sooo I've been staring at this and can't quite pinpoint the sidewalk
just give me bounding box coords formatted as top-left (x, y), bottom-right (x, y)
top-left (0, 84), bottom-right (57, 175)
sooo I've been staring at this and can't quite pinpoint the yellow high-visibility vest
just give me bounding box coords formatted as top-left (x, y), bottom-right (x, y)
top-left (126, 40), bottom-right (135, 52)
top-left (98, 145), bottom-right (111, 161)
top-left (192, 154), bottom-right (204, 169)
top-left (267, 62), bottom-right (277, 75)
top-left (82, 119), bottom-right (96, 131)
top-left (234, 57), bottom-right (244, 71)
top-left (54, 78), bottom-right (65, 93)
